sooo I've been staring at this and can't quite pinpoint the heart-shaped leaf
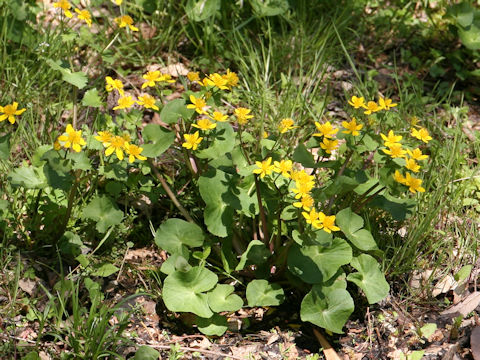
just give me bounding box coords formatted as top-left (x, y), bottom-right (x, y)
top-left (336, 207), bottom-right (378, 251)
top-left (134, 346), bottom-right (160, 360)
top-left (162, 266), bottom-right (218, 318)
top-left (160, 98), bottom-right (194, 124)
top-left (154, 218), bottom-right (204, 254)
top-left (246, 280), bottom-right (284, 307)
top-left (82, 195), bottom-right (124, 233)
top-left (300, 284), bottom-right (354, 334)
top-left (197, 122), bottom-right (235, 160)
top-left (288, 238), bottom-right (352, 284)
top-left (207, 284), bottom-right (243, 312)
top-left (141, 124), bottom-right (175, 157)
top-left (347, 254), bottom-right (389, 304)
top-left (196, 314), bottom-right (228, 336)
top-left (186, 0), bottom-right (221, 22)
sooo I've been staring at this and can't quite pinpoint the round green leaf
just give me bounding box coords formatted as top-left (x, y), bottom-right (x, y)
top-left (155, 218), bottom-right (204, 254)
top-left (287, 238), bottom-right (352, 284)
top-left (458, 19), bottom-right (480, 50)
top-left (300, 285), bottom-right (354, 334)
top-left (207, 284), bottom-right (243, 312)
top-left (250, 0), bottom-right (289, 17)
top-left (162, 266), bottom-right (218, 318)
top-left (346, 254), bottom-right (390, 304)
top-left (186, 0), bottom-right (221, 22)
top-left (235, 240), bottom-right (270, 271)
top-left (336, 207), bottom-right (378, 251)
top-left (196, 122), bottom-right (235, 160)
top-left (141, 124), bottom-right (175, 157)
top-left (82, 195), bottom-right (124, 233)
top-left (246, 280), bottom-right (284, 307)
top-left (82, 88), bottom-right (102, 108)
top-left (160, 98), bottom-right (194, 124)
top-left (134, 346), bottom-right (160, 360)
top-left (196, 314), bottom-right (228, 336)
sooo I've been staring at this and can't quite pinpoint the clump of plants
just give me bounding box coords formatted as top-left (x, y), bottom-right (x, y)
top-left (0, 0), bottom-right (434, 340)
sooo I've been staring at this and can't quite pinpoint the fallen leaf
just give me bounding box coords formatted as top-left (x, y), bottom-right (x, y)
top-left (18, 279), bottom-right (36, 295)
top-left (472, 326), bottom-right (480, 360)
top-left (441, 292), bottom-right (480, 318)
top-left (432, 275), bottom-right (457, 297)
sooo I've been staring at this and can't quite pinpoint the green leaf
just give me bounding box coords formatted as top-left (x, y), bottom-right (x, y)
top-left (207, 284), bottom-right (243, 312)
top-left (336, 207), bottom-right (378, 251)
top-left (235, 240), bottom-right (270, 271)
top-left (0, 133), bottom-right (11, 160)
top-left (8, 165), bottom-right (47, 189)
top-left (160, 98), bottom-right (194, 124)
top-left (300, 284), bottom-right (354, 334)
top-left (162, 266), bottom-right (218, 318)
top-left (134, 346), bottom-right (160, 360)
top-left (185, 0), bottom-right (221, 22)
top-left (75, 254), bottom-right (90, 267)
top-left (458, 18), bottom-right (480, 50)
top-left (82, 88), bottom-right (102, 107)
top-left (292, 229), bottom-right (332, 247)
top-left (91, 263), bottom-right (119, 277)
top-left (198, 168), bottom-right (238, 237)
top-left (249, 0), bottom-right (289, 17)
top-left (41, 150), bottom-right (74, 191)
top-left (67, 151), bottom-right (92, 171)
top-left (419, 323), bottom-right (437, 339)
top-left (197, 122), bottom-right (235, 159)
top-left (287, 238), bottom-right (352, 284)
top-left (448, 2), bottom-right (474, 27)
top-left (196, 314), bottom-right (228, 336)
top-left (141, 124), bottom-right (175, 157)
top-left (246, 279), bottom-right (284, 307)
top-left (154, 218), bottom-right (204, 254)
top-left (293, 144), bottom-right (318, 168)
top-left (100, 163), bottom-right (128, 181)
top-left (46, 59), bottom-right (88, 89)
top-left (454, 265), bottom-right (472, 282)
top-left (82, 195), bottom-right (124, 233)
top-left (23, 352), bottom-right (40, 360)
top-left (346, 254), bottom-right (389, 304)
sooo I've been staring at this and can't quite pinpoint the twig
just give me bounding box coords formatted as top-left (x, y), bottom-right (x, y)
top-left (144, 343), bottom-right (246, 360)
top-left (312, 328), bottom-right (341, 360)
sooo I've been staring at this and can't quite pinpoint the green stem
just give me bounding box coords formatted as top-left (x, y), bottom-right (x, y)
top-left (254, 175), bottom-right (270, 249)
top-left (148, 159), bottom-right (195, 223)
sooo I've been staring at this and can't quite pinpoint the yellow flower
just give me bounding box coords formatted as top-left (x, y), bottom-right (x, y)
top-left (320, 138), bottom-right (339, 154)
top-left (57, 124), bottom-right (86, 152)
top-left (342, 117), bottom-right (363, 136)
top-left (182, 131), bottom-right (203, 150)
top-left (105, 76), bottom-right (124, 96)
top-left (378, 97), bottom-right (397, 110)
top-left (222, 69), bottom-right (239, 88)
top-left (113, 96), bottom-right (135, 111)
top-left (273, 159), bottom-right (293, 178)
top-left (293, 194), bottom-right (314, 211)
top-left (313, 121), bottom-right (338, 138)
top-left (105, 135), bottom-right (126, 160)
top-left (382, 144), bottom-right (406, 158)
top-left (0, 102), bottom-right (26, 124)
top-left (290, 169), bottom-right (314, 184)
top-left (186, 95), bottom-right (207, 114)
top-left (204, 73), bottom-right (229, 90)
top-left (302, 209), bottom-right (321, 228)
top-left (125, 143), bottom-right (147, 163)
top-left (291, 181), bottom-right (314, 199)
top-left (75, 9), bottom-right (92, 27)
top-left (234, 107), bottom-right (253, 125)
top-left (136, 94), bottom-right (159, 110)
top-left (141, 71), bottom-right (161, 89)
top-left (407, 148), bottom-right (429, 161)
top-left (54, 140), bottom-right (61, 151)
top-left (187, 72), bottom-right (200, 82)
top-left (410, 116), bottom-right (420, 127)
top-left (112, 0), bottom-right (122, 5)
top-left (393, 170), bottom-right (406, 185)
top-left (348, 96), bottom-right (366, 109)
top-left (320, 213), bottom-right (340, 233)
top-left (278, 118), bottom-right (298, 134)
top-left (211, 111), bottom-right (228, 122)
top-left (363, 101), bottom-right (380, 115)
top-left (380, 130), bottom-right (402, 148)
top-left (404, 172), bottom-right (425, 193)
top-left (405, 158), bottom-right (420, 173)
top-left (263, 131), bottom-right (269, 138)
top-left (53, 0), bottom-right (73, 18)
top-left (411, 127), bottom-right (432, 143)
top-left (253, 157), bottom-right (274, 179)
top-left (192, 118), bottom-right (217, 131)
top-left (115, 15), bottom-right (139, 31)
top-left (94, 131), bottom-right (113, 146)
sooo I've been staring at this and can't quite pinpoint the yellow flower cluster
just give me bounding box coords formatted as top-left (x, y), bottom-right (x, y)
top-left (52, 1), bottom-right (92, 27)
top-left (186, 69), bottom-right (239, 91)
top-left (94, 131), bottom-right (147, 163)
top-left (313, 121), bottom-right (339, 156)
top-left (252, 158), bottom-right (340, 233)
top-left (379, 127), bottom-right (430, 193)
top-left (348, 95), bottom-right (397, 115)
